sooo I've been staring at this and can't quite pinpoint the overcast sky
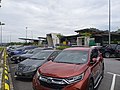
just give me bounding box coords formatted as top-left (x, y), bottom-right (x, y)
top-left (0, 0), bottom-right (120, 42)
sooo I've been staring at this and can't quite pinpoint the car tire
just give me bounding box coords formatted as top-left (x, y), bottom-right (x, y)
top-left (101, 64), bottom-right (104, 79)
top-left (104, 52), bottom-right (110, 58)
top-left (88, 79), bottom-right (94, 90)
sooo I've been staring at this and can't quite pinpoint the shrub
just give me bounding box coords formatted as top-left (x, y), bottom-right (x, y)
top-left (56, 46), bottom-right (70, 50)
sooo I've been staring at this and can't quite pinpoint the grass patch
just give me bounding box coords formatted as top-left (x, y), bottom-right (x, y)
top-left (56, 46), bottom-right (70, 50)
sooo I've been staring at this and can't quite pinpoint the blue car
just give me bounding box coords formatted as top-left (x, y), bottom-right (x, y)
top-left (9, 46), bottom-right (38, 56)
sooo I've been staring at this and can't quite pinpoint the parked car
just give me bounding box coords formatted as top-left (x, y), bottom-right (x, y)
top-left (101, 44), bottom-right (120, 58)
top-left (8, 46), bottom-right (38, 56)
top-left (11, 47), bottom-right (53, 63)
top-left (33, 47), bottom-right (104, 90)
top-left (14, 50), bottom-right (61, 79)
top-left (7, 45), bottom-right (23, 56)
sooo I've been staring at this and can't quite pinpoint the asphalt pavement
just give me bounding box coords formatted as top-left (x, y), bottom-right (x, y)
top-left (9, 58), bottom-right (120, 90)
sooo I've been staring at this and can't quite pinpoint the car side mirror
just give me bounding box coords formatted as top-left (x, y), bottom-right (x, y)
top-left (90, 58), bottom-right (97, 64)
top-left (99, 53), bottom-right (103, 57)
top-left (47, 56), bottom-right (55, 61)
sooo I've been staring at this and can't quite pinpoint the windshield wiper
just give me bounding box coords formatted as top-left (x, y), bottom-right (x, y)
top-left (54, 61), bottom-right (83, 64)
top-left (30, 57), bottom-right (45, 60)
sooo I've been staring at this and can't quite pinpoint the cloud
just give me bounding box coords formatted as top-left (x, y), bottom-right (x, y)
top-left (0, 0), bottom-right (120, 42)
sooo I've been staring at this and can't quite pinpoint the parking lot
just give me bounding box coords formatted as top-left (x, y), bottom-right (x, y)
top-left (8, 58), bottom-right (120, 90)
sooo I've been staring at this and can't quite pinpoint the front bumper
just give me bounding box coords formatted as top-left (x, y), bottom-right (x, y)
top-left (15, 71), bottom-right (36, 78)
top-left (32, 75), bottom-right (89, 90)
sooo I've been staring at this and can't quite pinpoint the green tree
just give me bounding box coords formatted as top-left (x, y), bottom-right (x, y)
top-left (81, 32), bottom-right (92, 37)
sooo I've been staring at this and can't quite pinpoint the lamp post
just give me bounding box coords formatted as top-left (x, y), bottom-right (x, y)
top-left (108, 0), bottom-right (111, 45)
top-left (0, 22), bottom-right (5, 45)
top-left (26, 27), bottom-right (28, 43)
top-left (0, 0), bottom-right (1, 7)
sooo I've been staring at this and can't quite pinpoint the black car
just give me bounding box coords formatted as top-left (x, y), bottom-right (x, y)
top-left (101, 44), bottom-right (120, 58)
top-left (14, 50), bottom-right (61, 79)
top-left (11, 47), bottom-right (53, 63)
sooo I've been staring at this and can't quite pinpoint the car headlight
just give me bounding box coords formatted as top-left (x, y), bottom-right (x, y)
top-left (65, 73), bottom-right (84, 84)
top-left (36, 70), bottom-right (40, 77)
top-left (16, 56), bottom-right (20, 59)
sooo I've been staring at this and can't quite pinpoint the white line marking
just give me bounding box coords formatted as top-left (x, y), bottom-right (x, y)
top-left (107, 72), bottom-right (120, 90)
top-left (110, 74), bottom-right (116, 90)
top-left (107, 72), bottom-right (120, 77)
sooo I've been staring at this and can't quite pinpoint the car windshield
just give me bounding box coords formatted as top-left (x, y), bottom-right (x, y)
top-left (30, 51), bottom-right (52, 60)
top-left (53, 50), bottom-right (88, 64)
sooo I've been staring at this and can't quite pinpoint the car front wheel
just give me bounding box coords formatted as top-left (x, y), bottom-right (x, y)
top-left (104, 52), bottom-right (110, 58)
top-left (88, 79), bottom-right (94, 90)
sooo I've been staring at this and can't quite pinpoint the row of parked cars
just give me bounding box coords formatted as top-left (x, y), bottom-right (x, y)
top-left (7, 45), bottom-right (106, 90)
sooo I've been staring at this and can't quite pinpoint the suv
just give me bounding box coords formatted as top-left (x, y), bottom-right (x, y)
top-left (32, 46), bottom-right (104, 90)
top-left (101, 44), bottom-right (120, 58)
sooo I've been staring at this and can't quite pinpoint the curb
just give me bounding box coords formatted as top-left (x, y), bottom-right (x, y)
top-left (2, 49), bottom-right (10, 90)
top-left (0, 49), bottom-right (4, 90)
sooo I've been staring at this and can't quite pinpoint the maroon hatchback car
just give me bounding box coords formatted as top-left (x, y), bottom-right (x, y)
top-left (33, 46), bottom-right (104, 90)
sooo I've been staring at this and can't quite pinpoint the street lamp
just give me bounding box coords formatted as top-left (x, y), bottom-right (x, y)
top-left (108, 0), bottom-right (111, 45)
top-left (26, 27), bottom-right (28, 43)
top-left (0, 0), bottom-right (1, 7)
top-left (0, 22), bottom-right (5, 45)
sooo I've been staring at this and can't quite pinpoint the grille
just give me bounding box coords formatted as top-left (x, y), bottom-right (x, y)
top-left (17, 64), bottom-right (25, 71)
top-left (40, 80), bottom-right (67, 89)
top-left (39, 75), bottom-right (68, 89)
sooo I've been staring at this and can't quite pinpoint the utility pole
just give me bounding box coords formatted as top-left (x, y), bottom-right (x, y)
top-left (26, 27), bottom-right (28, 43)
top-left (108, 0), bottom-right (111, 45)
top-left (0, 0), bottom-right (1, 7)
top-left (0, 22), bottom-right (5, 45)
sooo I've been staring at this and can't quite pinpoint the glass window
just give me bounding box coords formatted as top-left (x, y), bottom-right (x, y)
top-left (54, 50), bottom-right (88, 64)
top-left (48, 51), bottom-right (61, 60)
top-left (31, 51), bottom-right (52, 60)
top-left (116, 45), bottom-right (120, 50)
top-left (91, 49), bottom-right (98, 58)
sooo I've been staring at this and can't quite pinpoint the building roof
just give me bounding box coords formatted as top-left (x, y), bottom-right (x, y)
top-left (75, 28), bottom-right (120, 36)
top-left (19, 38), bottom-right (39, 41)
top-left (75, 28), bottom-right (101, 33)
top-left (38, 37), bottom-right (46, 40)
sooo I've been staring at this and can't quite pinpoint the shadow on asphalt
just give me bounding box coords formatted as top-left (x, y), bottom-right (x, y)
top-left (116, 58), bottom-right (120, 61)
top-left (15, 78), bottom-right (32, 82)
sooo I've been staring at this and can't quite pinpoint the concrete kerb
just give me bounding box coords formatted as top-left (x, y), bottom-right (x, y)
top-left (2, 49), bottom-right (10, 90)
top-left (0, 49), bottom-right (4, 90)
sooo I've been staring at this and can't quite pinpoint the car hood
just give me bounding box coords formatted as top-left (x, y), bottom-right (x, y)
top-left (20, 59), bottom-right (45, 67)
top-left (20, 54), bottom-right (33, 58)
top-left (39, 61), bottom-right (88, 78)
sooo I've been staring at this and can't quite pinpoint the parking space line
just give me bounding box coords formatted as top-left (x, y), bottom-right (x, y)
top-left (107, 72), bottom-right (120, 77)
top-left (107, 72), bottom-right (120, 90)
top-left (110, 74), bottom-right (116, 90)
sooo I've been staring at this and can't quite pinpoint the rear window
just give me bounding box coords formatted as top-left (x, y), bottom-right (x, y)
top-left (116, 45), bottom-right (120, 50)
top-left (53, 50), bottom-right (88, 64)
